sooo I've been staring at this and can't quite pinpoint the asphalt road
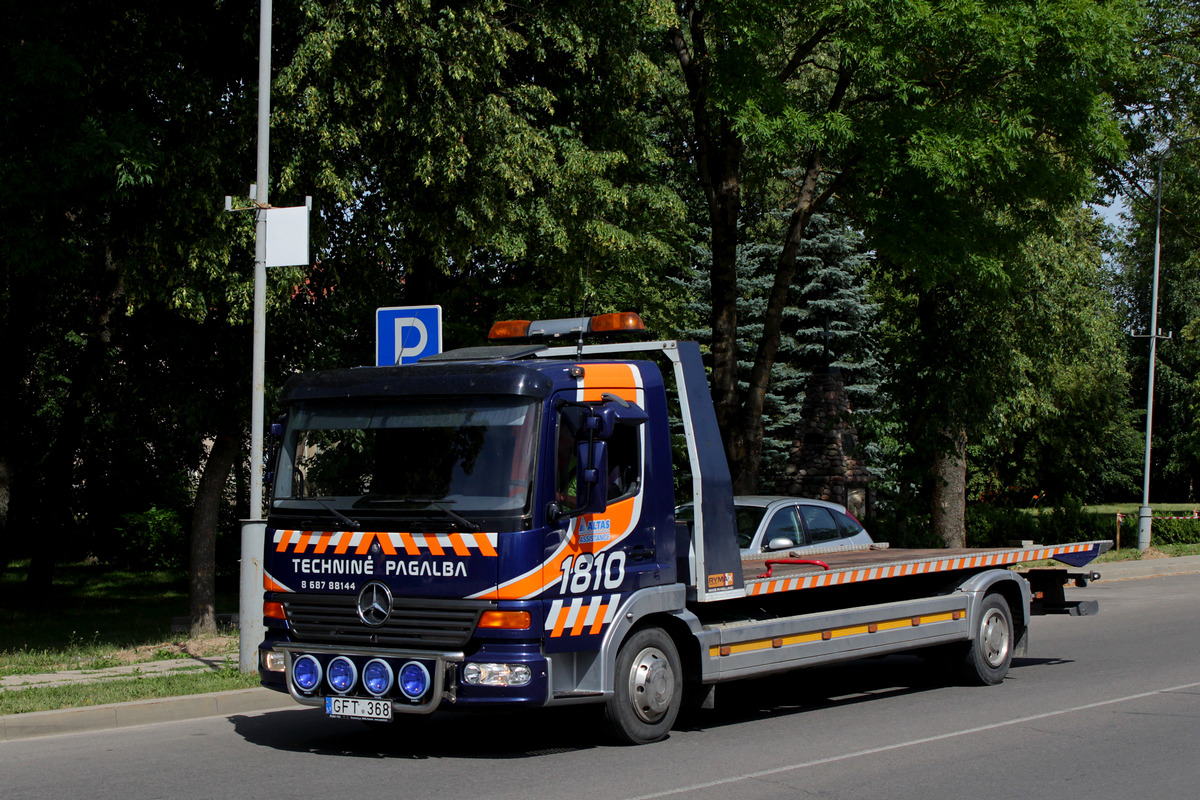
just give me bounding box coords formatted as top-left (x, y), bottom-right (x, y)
top-left (2, 572), bottom-right (1198, 800)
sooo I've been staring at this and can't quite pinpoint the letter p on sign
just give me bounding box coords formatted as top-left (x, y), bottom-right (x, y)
top-left (376, 306), bottom-right (442, 365)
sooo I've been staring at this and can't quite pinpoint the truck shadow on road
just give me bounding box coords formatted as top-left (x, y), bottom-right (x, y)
top-left (228, 703), bottom-right (612, 759)
top-left (227, 654), bottom-right (1074, 758)
top-left (675, 653), bottom-right (1075, 733)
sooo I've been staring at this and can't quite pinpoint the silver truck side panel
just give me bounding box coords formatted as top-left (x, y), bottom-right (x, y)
top-left (699, 594), bottom-right (970, 682)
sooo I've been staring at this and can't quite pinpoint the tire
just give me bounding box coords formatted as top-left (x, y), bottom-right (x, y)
top-left (962, 593), bottom-right (1014, 686)
top-left (604, 627), bottom-right (682, 745)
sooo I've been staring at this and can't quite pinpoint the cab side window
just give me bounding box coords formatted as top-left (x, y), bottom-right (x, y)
top-left (605, 422), bottom-right (640, 500)
top-left (555, 403), bottom-right (641, 508)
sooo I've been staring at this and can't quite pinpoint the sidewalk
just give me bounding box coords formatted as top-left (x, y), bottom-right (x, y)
top-left (3, 554), bottom-right (1199, 742)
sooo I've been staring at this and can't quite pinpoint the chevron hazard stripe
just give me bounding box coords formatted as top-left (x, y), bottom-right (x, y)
top-left (272, 529), bottom-right (498, 557)
top-left (544, 594), bottom-right (621, 637)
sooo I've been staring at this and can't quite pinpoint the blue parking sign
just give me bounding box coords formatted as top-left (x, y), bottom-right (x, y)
top-left (376, 305), bottom-right (442, 365)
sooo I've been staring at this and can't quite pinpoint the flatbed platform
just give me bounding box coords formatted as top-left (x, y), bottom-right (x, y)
top-left (741, 541), bottom-right (1111, 597)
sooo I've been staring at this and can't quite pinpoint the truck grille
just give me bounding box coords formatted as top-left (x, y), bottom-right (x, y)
top-left (276, 592), bottom-right (495, 650)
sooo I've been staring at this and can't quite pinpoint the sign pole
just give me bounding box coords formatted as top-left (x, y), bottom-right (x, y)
top-left (239, 0), bottom-right (272, 673)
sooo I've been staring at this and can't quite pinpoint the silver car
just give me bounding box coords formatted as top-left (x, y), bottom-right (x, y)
top-left (677, 495), bottom-right (873, 556)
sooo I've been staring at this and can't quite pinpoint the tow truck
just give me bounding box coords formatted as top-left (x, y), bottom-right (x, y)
top-left (258, 312), bottom-right (1107, 743)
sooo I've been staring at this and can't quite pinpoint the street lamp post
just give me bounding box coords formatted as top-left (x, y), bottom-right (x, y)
top-left (1137, 135), bottom-right (1198, 551)
top-left (238, 0), bottom-right (272, 672)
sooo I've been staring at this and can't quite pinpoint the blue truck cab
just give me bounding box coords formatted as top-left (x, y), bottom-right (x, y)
top-left (258, 313), bottom-right (740, 741)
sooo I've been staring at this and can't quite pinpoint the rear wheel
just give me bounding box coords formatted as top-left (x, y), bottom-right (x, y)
top-left (604, 627), bottom-right (682, 745)
top-left (962, 593), bottom-right (1014, 686)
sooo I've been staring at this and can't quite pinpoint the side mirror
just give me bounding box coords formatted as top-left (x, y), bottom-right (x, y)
top-left (575, 439), bottom-right (609, 515)
top-left (766, 537), bottom-right (796, 552)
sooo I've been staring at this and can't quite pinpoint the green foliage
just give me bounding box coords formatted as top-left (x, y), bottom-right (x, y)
top-left (679, 213), bottom-right (878, 484)
top-left (1150, 517), bottom-right (1200, 545)
top-left (1114, 124), bottom-right (1200, 502)
top-left (966, 207), bottom-right (1142, 503)
top-left (652, 0), bottom-right (1143, 498)
top-left (1039, 496), bottom-right (1119, 544)
top-left (113, 508), bottom-right (186, 571)
top-left (965, 506), bottom-right (1042, 548)
top-left (0, 561), bottom-right (216, 653)
top-left (0, 0), bottom-right (1189, 588)
top-left (965, 497), bottom-right (1118, 547)
top-left (273, 0), bottom-right (691, 344)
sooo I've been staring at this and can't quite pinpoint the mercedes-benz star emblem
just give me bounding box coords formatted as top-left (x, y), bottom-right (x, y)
top-left (356, 581), bottom-right (392, 627)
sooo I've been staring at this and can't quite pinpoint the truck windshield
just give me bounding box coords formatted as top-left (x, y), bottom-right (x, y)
top-left (272, 396), bottom-right (539, 523)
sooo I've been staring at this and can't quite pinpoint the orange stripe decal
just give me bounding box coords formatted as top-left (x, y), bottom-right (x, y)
top-left (473, 532), bottom-right (498, 557)
top-left (588, 603), bottom-right (608, 635)
top-left (551, 607), bottom-right (569, 638)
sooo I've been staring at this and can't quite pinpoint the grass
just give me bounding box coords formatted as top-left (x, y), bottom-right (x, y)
top-left (1, 560), bottom-right (239, 677)
top-left (0, 667), bottom-right (261, 716)
top-left (1097, 543), bottom-right (1200, 560)
top-left (1, 560), bottom-right (252, 716)
top-left (1084, 502), bottom-right (1199, 516)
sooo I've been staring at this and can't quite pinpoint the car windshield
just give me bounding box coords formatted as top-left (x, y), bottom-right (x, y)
top-left (272, 395), bottom-right (539, 521)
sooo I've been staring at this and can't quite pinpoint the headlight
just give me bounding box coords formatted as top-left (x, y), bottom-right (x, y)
top-left (462, 662), bottom-right (532, 687)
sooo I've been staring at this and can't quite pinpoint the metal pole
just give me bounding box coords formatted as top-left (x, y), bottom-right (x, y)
top-left (240, 0), bottom-right (272, 672)
top-left (1138, 136), bottom-right (1198, 551)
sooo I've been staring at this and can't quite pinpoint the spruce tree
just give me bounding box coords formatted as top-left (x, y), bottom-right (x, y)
top-left (678, 213), bottom-right (878, 491)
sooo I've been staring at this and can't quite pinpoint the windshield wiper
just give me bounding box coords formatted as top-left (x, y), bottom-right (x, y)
top-left (304, 497), bottom-right (361, 529)
top-left (354, 496), bottom-right (480, 532)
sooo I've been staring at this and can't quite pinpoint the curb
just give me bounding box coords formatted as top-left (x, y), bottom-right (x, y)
top-left (0, 687), bottom-right (297, 742)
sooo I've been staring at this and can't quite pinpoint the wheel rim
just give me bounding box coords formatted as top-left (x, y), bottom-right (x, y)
top-left (979, 607), bottom-right (1011, 668)
top-left (626, 646), bottom-right (675, 724)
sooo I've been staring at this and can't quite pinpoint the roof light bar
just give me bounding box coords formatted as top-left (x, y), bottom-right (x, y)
top-left (488, 312), bottom-right (645, 341)
top-left (488, 319), bottom-right (532, 340)
top-left (590, 312), bottom-right (644, 333)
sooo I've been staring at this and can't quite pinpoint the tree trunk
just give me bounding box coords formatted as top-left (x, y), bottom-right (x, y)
top-left (190, 431), bottom-right (240, 636)
top-left (0, 453), bottom-right (10, 575)
top-left (931, 428), bottom-right (967, 548)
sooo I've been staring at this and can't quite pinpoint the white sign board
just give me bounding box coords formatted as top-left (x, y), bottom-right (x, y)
top-left (376, 305), bottom-right (443, 365)
top-left (264, 204), bottom-right (310, 267)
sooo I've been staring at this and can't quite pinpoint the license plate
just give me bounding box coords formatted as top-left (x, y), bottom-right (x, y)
top-left (326, 696), bottom-right (392, 722)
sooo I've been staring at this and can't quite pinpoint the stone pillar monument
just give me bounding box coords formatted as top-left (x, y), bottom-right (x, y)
top-left (781, 366), bottom-right (871, 518)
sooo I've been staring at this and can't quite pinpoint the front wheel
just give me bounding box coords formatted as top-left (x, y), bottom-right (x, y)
top-left (604, 627), bottom-right (682, 745)
top-left (962, 593), bottom-right (1014, 686)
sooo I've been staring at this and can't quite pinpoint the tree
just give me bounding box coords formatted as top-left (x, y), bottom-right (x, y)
top-left (654, 0), bottom-right (1139, 543)
top-left (0, 2), bottom-right (265, 629)
top-left (678, 212), bottom-right (877, 484)
top-left (1115, 137), bottom-right (1200, 502)
top-left (271, 0), bottom-right (691, 347)
top-left (971, 210), bottom-right (1142, 504)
